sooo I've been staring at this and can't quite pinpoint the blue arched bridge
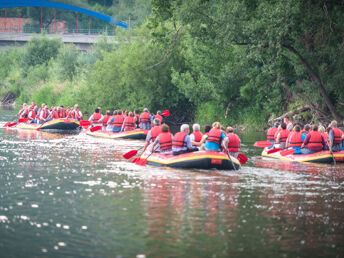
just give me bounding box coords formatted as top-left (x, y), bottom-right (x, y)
top-left (0, 0), bottom-right (128, 28)
top-left (0, 0), bottom-right (128, 50)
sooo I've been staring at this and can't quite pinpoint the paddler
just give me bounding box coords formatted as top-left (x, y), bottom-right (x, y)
top-left (285, 125), bottom-right (303, 152)
top-left (267, 122), bottom-right (279, 143)
top-left (27, 106), bottom-right (36, 123)
top-left (143, 119), bottom-right (162, 152)
top-left (106, 110), bottom-right (117, 132)
top-left (140, 108), bottom-right (152, 130)
top-left (274, 123), bottom-right (290, 149)
top-left (17, 103), bottom-right (28, 118)
top-left (102, 110), bottom-right (111, 127)
top-left (204, 122), bottom-right (226, 151)
top-left (328, 120), bottom-right (343, 153)
top-left (190, 124), bottom-right (203, 148)
top-left (111, 110), bottom-right (124, 132)
top-left (121, 112), bottom-right (136, 132)
top-left (69, 104), bottom-right (83, 121)
top-left (283, 116), bottom-right (294, 129)
top-left (88, 108), bottom-right (103, 126)
top-left (151, 124), bottom-right (173, 154)
top-left (153, 111), bottom-right (164, 124)
top-left (222, 126), bottom-right (241, 158)
top-left (172, 124), bottom-right (198, 155)
top-left (300, 124), bottom-right (325, 154)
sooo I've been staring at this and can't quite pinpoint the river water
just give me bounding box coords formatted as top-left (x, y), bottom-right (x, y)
top-left (0, 108), bottom-right (343, 257)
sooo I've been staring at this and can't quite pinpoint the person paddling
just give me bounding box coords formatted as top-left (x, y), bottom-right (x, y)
top-left (328, 120), bottom-right (343, 153)
top-left (223, 127), bottom-right (241, 158)
top-left (267, 122), bottom-right (279, 143)
top-left (151, 124), bottom-right (173, 154)
top-left (140, 108), bottom-right (151, 130)
top-left (88, 108), bottom-right (103, 127)
top-left (102, 110), bottom-right (111, 128)
top-left (172, 124), bottom-right (198, 155)
top-left (111, 110), bottom-right (124, 133)
top-left (301, 124), bottom-right (325, 154)
top-left (153, 111), bottom-right (164, 124)
top-left (285, 125), bottom-right (303, 152)
top-left (69, 104), bottom-right (83, 121)
top-left (143, 119), bottom-right (162, 152)
top-left (190, 124), bottom-right (203, 148)
top-left (205, 122), bottom-right (226, 151)
top-left (121, 112), bottom-right (136, 132)
top-left (274, 123), bottom-right (290, 149)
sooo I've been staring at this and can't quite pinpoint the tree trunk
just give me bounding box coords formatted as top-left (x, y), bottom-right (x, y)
top-left (282, 44), bottom-right (342, 121)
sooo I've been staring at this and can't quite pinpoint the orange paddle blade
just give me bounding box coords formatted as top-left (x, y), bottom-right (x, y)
top-left (18, 118), bottom-right (29, 123)
top-left (132, 158), bottom-right (139, 163)
top-left (8, 122), bottom-right (17, 127)
top-left (90, 126), bottom-right (102, 132)
top-left (267, 148), bottom-right (282, 154)
top-left (237, 153), bottom-right (248, 165)
top-left (162, 110), bottom-right (170, 116)
top-left (254, 141), bottom-right (273, 147)
top-left (80, 120), bottom-right (91, 126)
top-left (280, 149), bottom-right (297, 156)
top-left (123, 150), bottom-right (138, 159)
top-left (136, 158), bottom-right (147, 166)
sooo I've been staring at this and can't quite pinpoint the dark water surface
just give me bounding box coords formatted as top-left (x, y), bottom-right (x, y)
top-left (0, 108), bottom-right (343, 257)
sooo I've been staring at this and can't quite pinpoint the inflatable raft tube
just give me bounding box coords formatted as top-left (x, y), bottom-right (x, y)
top-left (86, 129), bottom-right (148, 140)
top-left (141, 151), bottom-right (241, 170)
top-left (262, 148), bottom-right (344, 163)
top-left (17, 119), bottom-right (81, 133)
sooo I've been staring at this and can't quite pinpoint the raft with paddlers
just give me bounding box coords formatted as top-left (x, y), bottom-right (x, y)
top-left (134, 151), bottom-right (241, 170)
top-left (16, 118), bottom-right (81, 133)
top-left (261, 147), bottom-right (344, 163)
top-left (86, 129), bottom-right (149, 140)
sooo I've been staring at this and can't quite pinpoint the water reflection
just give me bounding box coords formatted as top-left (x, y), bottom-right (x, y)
top-left (1, 108), bottom-right (344, 257)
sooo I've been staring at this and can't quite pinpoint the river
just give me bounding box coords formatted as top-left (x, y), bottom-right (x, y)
top-left (0, 108), bottom-right (343, 257)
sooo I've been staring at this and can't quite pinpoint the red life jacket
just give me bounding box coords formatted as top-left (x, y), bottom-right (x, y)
top-left (52, 111), bottom-right (59, 119)
top-left (286, 132), bottom-right (303, 147)
top-left (306, 131), bottom-right (323, 149)
top-left (70, 110), bottom-right (82, 121)
top-left (173, 132), bottom-right (188, 148)
top-left (151, 126), bottom-right (162, 142)
top-left (274, 129), bottom-right (281, 141)
top-left (113, 115), bottom-right (124, 127)
top-left (92, 113), bottom-right (102, 123)
top-left (155, 114), bottom-right (163, 123)
top-left (332, 128), bottom-right (343, 144)
top-left (267, 127), bottom-right (278, 141)
top-left (321, 132), bottom-right (329, 144)
top-left (226, 133), bottom-right (240, 152)
top-left (20, 109), bottom-right (28, 118)
top-left (124, 116), bottom-right (135, 131)
top-left (38, 110), bottom-right (47, 121)
top-left (102, 115), bottom-right (110, 126)
top-left (207, 128), bottom-right (222, 145)
top-left (140, 112), bottom-right (150, 123)
top-left (191, 131), bottom-right (203, 142)
top-left (28, 110), bottom-right (36, 120)
top-left (59, 110), bottom-right (66, 118)
top-left (159, 132), bottom-right (172, 150)
top-left (278, 129), bottom-right (290, 143)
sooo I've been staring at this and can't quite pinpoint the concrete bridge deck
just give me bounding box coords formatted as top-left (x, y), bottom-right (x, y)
top-left (0, 33), bottom-right (119, 51)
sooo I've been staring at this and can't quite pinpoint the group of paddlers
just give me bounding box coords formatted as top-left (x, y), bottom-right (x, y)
top-left (17, 102), bottom-right (83, 124)
top-left (267, 116), bottom-right (344, 154)
top-left (87, 107), bottom-right (241, 157)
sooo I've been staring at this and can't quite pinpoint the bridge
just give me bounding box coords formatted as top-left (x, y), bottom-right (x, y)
top-left (0, 33), bottom-right (119, 51)
top-left (0, 0), bottom-right (128, 51)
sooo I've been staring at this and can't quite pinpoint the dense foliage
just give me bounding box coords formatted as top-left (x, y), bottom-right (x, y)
top-left (1, 0), bottom-right (343, 128)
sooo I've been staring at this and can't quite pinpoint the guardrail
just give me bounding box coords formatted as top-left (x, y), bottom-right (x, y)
top-left (0, 26), bottom-right (118, 36)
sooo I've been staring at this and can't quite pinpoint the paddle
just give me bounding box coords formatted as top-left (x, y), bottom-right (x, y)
top-left (3, 122), bottom-right (10, 127)
top-left (123, 146), bottom-right (144, 159)
top-left (132, 157), bottom-right (139, 163)
top-left (267, 148), bottom-right (282, 154)
top-left (90, 126), bottom-right (102, 132)
top-left (7, 122), bottom-right (17, 127)
top-left (162, 110), bottom-right (170, 117)
top-left (237, 153), bottom-right (248, 165)
top-left (135, 145), bottom-right (158, 166)
top-left (226, 150), bottom-right (237, 171)
top-left (80, 120), bottom-right (91, 126)
top-left (254, 141), bottom-right (273, 147)
top-left (18, 118), bottom-right (29, 123)
top-left (330, 151), bottom-right (336, 165)
top-left (280, 148), bottom-right (299, 156)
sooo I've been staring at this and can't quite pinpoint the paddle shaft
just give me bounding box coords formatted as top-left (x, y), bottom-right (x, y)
top-left (226, 150), bottom-right (237, 171)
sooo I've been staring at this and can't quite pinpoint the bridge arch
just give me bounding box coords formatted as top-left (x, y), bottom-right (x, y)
top-left (0, 0), bottom-right (128, 29)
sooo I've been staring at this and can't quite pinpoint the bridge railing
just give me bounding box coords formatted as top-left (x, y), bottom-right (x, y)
top-left (0, 26), bottom-right (117, 36)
